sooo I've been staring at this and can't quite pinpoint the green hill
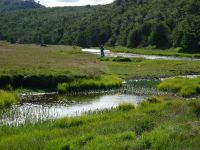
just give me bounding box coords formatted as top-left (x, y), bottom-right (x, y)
top-left (0, 0), bottom-right (43, 13)
top-left (0, 0), bottom-right (199, 52)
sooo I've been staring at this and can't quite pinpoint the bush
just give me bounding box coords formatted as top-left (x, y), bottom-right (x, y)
top-left (0, 90), bottom-right (19, 108)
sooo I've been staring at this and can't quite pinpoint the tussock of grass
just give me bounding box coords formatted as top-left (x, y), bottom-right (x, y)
top-left (158, 77), bottom-right (200, 97)
top-left (117, 103), bottom-right (135, 111)
top-left (0, 90), bottom-right (18, 108)
top-left (147, 96), bottom-right (162, 103)
top-left (57, 75), bottom-right (122, 94)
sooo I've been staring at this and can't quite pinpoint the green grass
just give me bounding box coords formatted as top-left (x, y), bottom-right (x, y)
top-left (1, 43), bottom-right (200, 90)
top-left (57, 75), bottom-right (122, 94)
top-left (158, 77), bottom-right (200, 97)
top-left (109, 46), bottom-right (200, 58)
top-left (0, 44), bottom-right (105, 76)
top-left (0, 96), bottom-right (199, 149)
top-left (0, 90), bottom-right (19, 108)
top-left (0, 43), bottom-right (107, 89)
top-left (103, 58), bottom-right (200, 79)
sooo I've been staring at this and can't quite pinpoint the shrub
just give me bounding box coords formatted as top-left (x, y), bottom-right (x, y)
top-left (117, 103), bottom-right (135, 111)
top-left (0, 90), bottom-right (18, 108)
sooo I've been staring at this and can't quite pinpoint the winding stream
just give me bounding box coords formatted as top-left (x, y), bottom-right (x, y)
top-left (82, 49), bottom-right (200, 61)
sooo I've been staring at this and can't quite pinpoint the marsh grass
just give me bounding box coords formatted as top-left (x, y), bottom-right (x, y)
top-left (57, 75), bottom-right (122, 94)
top-left (158, 77), bottom-right (200, 97)
top-left (0, 90), bottom-right (18, 108)
top-left (117, 103), bottom-right (135, 111)
top-left (0, 96), bottom-right (199, 150)
top-left (112, 57), bottom-right (132, 62)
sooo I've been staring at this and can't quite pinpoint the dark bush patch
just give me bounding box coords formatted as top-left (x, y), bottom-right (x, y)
top-left (112, 57), bottom-right (132, 62)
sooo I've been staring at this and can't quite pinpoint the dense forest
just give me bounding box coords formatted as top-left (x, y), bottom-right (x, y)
top-left (0, 0), bottom-right (199, 52)
top-left (0, 0), bottom-right (43, 13)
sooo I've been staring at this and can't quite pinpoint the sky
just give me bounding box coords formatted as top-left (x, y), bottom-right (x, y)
top-left (38, 0), bottom-right (115, 7)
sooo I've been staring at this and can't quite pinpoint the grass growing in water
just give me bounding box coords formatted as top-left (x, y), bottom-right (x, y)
top-left (0, 90), bottom-right (18, 108)
top-left (57, 75), bottom-right (122, 94)
top-left (158, 77), bottom-right (200, 97)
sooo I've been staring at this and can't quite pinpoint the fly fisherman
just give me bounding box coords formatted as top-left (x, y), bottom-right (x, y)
top-left (100, 45), bottom-right (105, 57)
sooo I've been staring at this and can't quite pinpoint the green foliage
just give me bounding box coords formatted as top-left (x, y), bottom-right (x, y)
top-left (158, 77), bottom-right (200, 97)
top-left (173, 16), bottom-right (200, 52)
top-left (0, 90), bottom-right (18, 108)
top-left (127, 27), bottom-right (142, 48)
top-left (57, 75), bottom-right (122, 93)
top-left (149, 23), bottom-right (171, 49)
top-left (0, 0), bottom-right (199, 52)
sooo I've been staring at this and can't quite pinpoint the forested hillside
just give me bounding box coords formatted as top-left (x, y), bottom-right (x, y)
top-left (0, 0), bottom-right (199, 52)
top-left (0, 0), bottom-right (43, 13)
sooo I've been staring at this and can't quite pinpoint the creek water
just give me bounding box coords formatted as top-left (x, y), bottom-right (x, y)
top-left (82, 49), bottom-right (200, 61)
top-left (0, 94), bottom-right (147, 125)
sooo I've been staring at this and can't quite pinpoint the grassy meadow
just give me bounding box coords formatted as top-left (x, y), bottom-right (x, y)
top-left (0, 96), bottom-right (199, 150)
top-left (102, 58), bottom-right (200, 79)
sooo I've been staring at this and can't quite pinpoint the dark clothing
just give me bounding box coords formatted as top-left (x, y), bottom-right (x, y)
top-left (100, 45), bottom-right (105, 57)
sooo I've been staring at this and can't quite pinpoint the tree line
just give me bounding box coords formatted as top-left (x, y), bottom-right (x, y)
top-left (0, 0), bottom-right (199, 52)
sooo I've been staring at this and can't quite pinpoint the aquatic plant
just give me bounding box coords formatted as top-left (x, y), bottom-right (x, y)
top-left (0, 90), bottom-right (18, 108)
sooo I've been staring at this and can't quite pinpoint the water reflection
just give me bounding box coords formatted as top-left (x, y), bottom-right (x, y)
top-left (0, 94), bottom-right (147, 126)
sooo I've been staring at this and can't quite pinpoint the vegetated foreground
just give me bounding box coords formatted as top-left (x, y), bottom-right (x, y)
top-left (0, 96), bottom-right (199, 150)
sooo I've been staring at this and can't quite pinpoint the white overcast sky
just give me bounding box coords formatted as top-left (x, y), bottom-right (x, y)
top-left (38, 0), bottom-right (115, 7)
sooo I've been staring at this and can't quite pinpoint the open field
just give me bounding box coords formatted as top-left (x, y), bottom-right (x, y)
top-left (0, 43), bottom-right (105, 76)
top-left (108, 46), bottom-right (200, 58)
top-left (103, 58), bottom-right (200, 79)
top-left (0, 96), bottom-right (199, 150)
